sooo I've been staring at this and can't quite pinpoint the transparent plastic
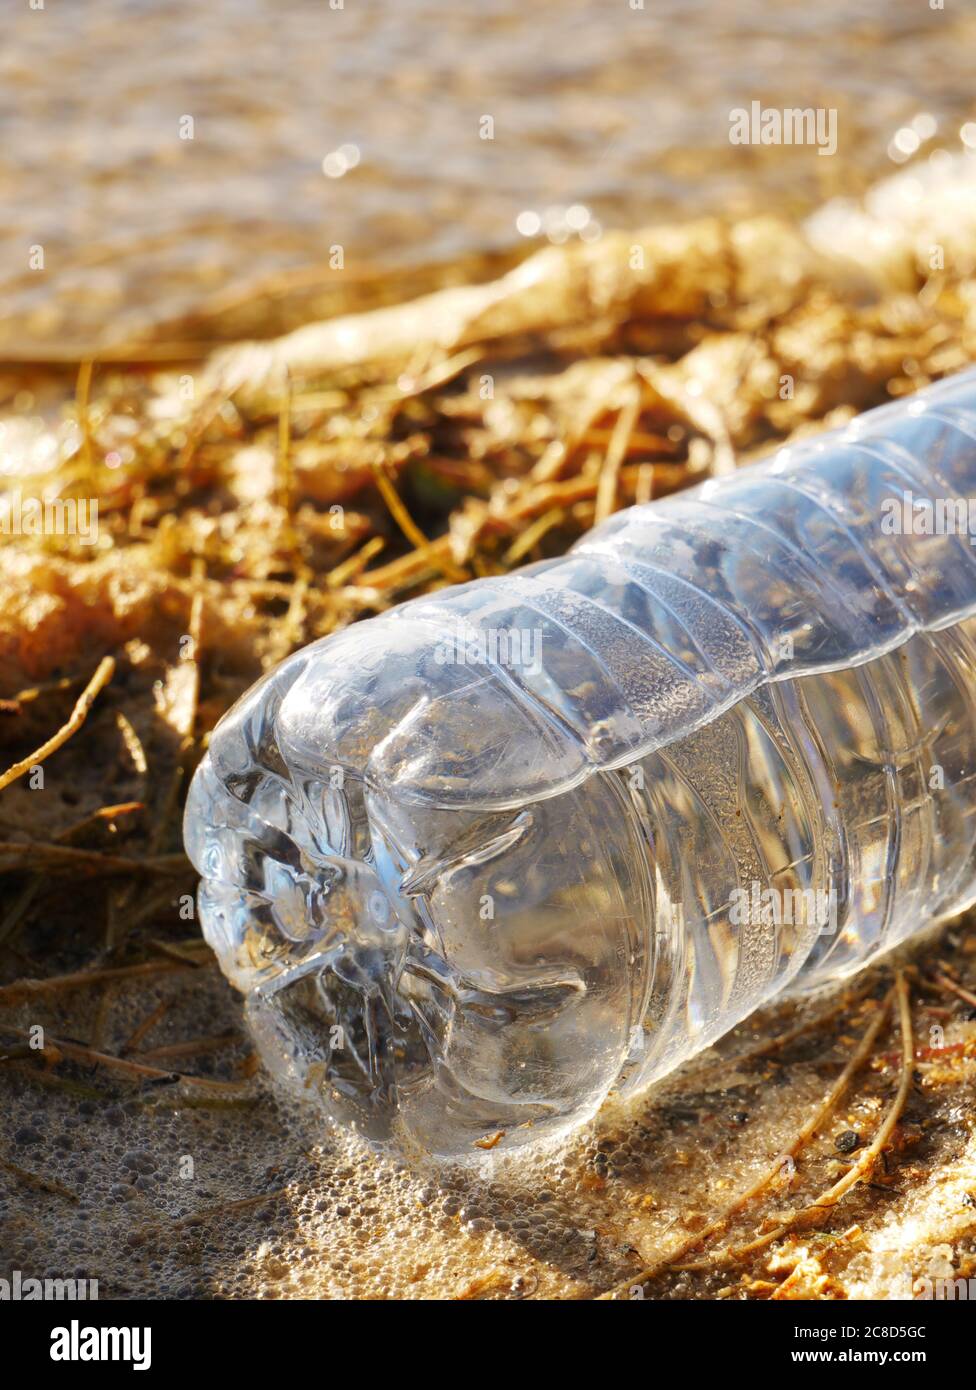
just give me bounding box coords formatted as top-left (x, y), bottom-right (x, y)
top-left (184, 369), bottom-right (976, 1155)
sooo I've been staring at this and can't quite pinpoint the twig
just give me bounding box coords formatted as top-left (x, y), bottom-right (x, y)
top-left (594, 387), bottom-right (642, 525)
top-left (120, 998), bottom-right (173, 1055)
top-left (0, 841), bottom-right (187, 877)
top-left (134, 1031), bottom-right (239, 1063)
top-left (2, 1156), bottom-right (79, 1203)
top-left (5, 1061), bottom-right (110, 1101)
top-left (326, 535), bottom-right (385, 589)
top-left (6, 676), bottom-right (78, 707)
top-left (0, 955), bottom-right (210, 1007)
top-left (697, 972), bottom-right (915, 1273)
top-left (802, 972), bottom-right (915, 1213)
top-left (4, 1026), bottom-right (244, 1091)
top-left (723, 983), bottom-right (876, 1068)
top-left (115, 712), bottom-right (149, 776)
top-left (932, 972), bottom-right (976, 1011)
top-left (148, 938), bottom-right (206, 968)
top-left (164, 1187), bottom-right (290, 1231)
top-left (504, 507), bottom-right (565, 564)
top-left (0, 656), bottom-right (115, 794)
top-left (369, 459), bottom-right (465, 581)
top-left (598, 989), bottom-right (895, 1299)
top-left (145, 558), bottom-right (206, 861)
top-left (0, 803), bottom-right (142, 955)
top-left (62, 802), bottom-right (144, 840)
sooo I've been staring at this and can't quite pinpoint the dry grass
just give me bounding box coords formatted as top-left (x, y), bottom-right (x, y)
top-left (1, 203), bottom-right (975, 1299)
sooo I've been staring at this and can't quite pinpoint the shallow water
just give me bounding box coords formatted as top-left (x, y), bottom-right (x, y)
top-left (1, 0), bottom-right (974, 356)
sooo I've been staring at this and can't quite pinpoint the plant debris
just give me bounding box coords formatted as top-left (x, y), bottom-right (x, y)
top-left (2, 180), bottom-right (976, 1299)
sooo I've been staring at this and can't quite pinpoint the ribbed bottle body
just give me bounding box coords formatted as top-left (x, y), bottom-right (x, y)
top-left (184, 369), bottom-right (976, 1155)
top-left (617, 617), bottom-right (976, 1099)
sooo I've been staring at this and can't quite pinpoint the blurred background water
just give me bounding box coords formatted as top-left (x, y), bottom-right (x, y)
top-left (1, 0), bottom-right (975, 356)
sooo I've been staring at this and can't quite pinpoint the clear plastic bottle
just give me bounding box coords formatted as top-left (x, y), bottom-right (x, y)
top-left (184, 369), bottom-right (976, 1156)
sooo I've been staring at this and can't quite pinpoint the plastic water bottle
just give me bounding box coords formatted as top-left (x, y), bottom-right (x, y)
top-left (184, 369), bottom-right (976, 1156)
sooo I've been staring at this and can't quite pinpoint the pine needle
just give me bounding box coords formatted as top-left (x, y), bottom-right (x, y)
top-left (134, 1031), bottom-right (239, 1063)
top-left (0, 841), bottom-right (186, 876)
top-left (0, 656), bottom-right (115, 794)
top-left (598, 987), bottom-right (894, 1298)
top-left (120, 998), bottom-right (174, 1055)
top-left (932, 971), bottom-right (976, 1010)
top-left (0, 955), bottom-right (209, 1007)
top-left (4, 1026), bottom-right (244, 1091)
top-left (504, 506), bottom-right (565, 564)
top-left (369, 459), bottom-right (465, 581)
top-left (594, 386), bottom-right (642, 525)
top-left (2, 1156), bottom-right (79, 1203)
top-left (687, 972), bottom-right (915, 1277)
top-left (326, 535), bottom-right (385, 589)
